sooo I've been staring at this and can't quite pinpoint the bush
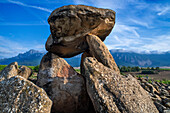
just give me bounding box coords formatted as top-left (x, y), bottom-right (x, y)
top-left (141, 70), bottom-right (156, 74)
top-left (28, 65), bottom-right (39, 72)
top-left (156, 67), bottom-right (160, 70)
top-left (34, 65), bottom-right (39, 72)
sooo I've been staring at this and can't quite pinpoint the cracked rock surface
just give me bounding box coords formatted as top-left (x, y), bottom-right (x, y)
top-left (46, 5), bottom-right (115, 58)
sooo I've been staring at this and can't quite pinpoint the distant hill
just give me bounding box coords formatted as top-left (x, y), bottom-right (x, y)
top-left (0, 49), bottom-right (170, 67)
top-left (0, 49), bottom-right (45, 66)
top-left (110, 50), bottom-right (170, 67)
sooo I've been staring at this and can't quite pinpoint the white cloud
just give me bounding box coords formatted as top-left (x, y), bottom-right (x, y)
top-left (157, 6), bottom-right (170, 16)
top-left (35, 44), bottom-right (45, 50)
top-left (0, 36), bottom-right (28, 58)
top-left (113, 24), bottom-right (140, 38)
top-left (129, 19), bottom-right (150, 28)
top-left (142, 35), bottom-right (170, 51)
top-left (7, 0), bottom-right (52, 13)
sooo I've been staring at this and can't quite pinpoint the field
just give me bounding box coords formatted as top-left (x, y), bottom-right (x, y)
top-left (124, 71), bottom-right (170, 80)
top-left (0, 65), bottom-right (169, 84)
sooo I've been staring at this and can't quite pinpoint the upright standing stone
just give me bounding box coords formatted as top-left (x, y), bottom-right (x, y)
top-left (83, 57), bottom-right (159, 113)
top-left (86, 34), bottom-right (120, 74)
top-left (36, 52), bottom-right (90, 113)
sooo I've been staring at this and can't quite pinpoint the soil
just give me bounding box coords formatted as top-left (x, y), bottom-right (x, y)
top-left (124, 70), bottom-right (170, 80)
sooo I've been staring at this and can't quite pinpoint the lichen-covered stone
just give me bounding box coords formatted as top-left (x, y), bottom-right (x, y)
top-left (0, 75), bottom-right (52, 113)
top-left (0, 62), bottom-right (18, 81)
top-left (19, 65), bottom-right (32, 79)
top-left (83, 57), bottom-right (159, 113)
top-left (46, 5), bottom-right (115, 58)
top-left (0, 62), bottom-right (33, 81)
top-left (36, 52), bottom-right (90, 113)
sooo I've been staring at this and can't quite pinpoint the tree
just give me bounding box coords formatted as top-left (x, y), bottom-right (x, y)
top-left (135, 66), bottom-right (140, 72)
top-left (156, 67), bottom-right (160, 71)
top-left (127, 66), bottom-right (131, 72)
top-left (151, 67), bottom-right (154, 70)
top-left (147, 67), bottom-right (150, 70)
top-left (120, 66), bottom-right (128, 72)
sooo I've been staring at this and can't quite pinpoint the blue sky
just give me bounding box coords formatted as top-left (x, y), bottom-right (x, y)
top-left (0, 0), bottom-right (170, 58)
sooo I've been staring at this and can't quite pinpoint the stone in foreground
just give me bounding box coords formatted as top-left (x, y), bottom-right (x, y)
top-left (36, 52), bottom-right (90, 113)
top-left (46, 5), bottom-right (115, 58)
top-left (18, 65), bottom-right (32, 79)
top-left (0, 62), bottom-right (32, 81)
top-left (0, 75), bottom-right (52, 113)
top-left (83, 57), bottom-right (159, 113)
top-left (0, 62), bottom-right (18, 81)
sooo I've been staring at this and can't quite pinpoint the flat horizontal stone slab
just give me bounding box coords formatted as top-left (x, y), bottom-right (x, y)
top-left (46, 5), bottom-right (115, 58)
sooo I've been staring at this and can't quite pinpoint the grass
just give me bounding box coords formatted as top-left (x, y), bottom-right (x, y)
top-left (0, 65), bottom-right (7, 71)
top-left (136, 75), bottom-right (149, 78)
top-left (155, 79), bottom-right (170, 84)
top-left (159, 68), bottom-right (170, 71)
top-left (75, 69), bottom-right (80, 74)
top-left (136, 75), bottom-right (170, 85)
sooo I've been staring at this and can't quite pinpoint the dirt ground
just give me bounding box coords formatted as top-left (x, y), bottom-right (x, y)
top-left (124, 71), bottom-right (170, 80)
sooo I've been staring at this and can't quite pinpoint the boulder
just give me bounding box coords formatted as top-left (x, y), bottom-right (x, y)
top-left (36, 52), bottom-right (90, 113)
top-left (46, 5), bottom-right (115, 58)
top-left (0, 62), bottom-right (18, 81)
top-left (0, 62), bottom-right (33, 80)
top-left (86, 34), bottom-right (120, 74)
top-left (164, 110), bottom-right (170, 113)
top-left (18, 65), bottom-right (32, 79)
top-left (0, 75), bottom-right (52, 113)
top-left (82, 57), bottom-right (159, 113)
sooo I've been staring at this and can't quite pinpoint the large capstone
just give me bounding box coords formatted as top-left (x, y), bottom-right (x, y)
top-left (46, 5), bottom-right (115, 58)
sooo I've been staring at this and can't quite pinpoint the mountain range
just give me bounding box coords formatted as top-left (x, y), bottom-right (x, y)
top-left (0, 49), bottom-right (170, 67)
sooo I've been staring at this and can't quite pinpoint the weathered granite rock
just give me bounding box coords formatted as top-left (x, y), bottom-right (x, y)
top-left (0, 62), bottom-right (33, 80)
top-left (137, 78), bottom-right (170, 112)
top-left (36, 52), bottom-right (90, 113)
top-left (0, 62), bottom-right (18, 81)
top-left (86, 34), bottom-right (120, 74)
top-left (18, 65), bottom-right (32, 79)
top-left (0, 75), bottom-right (52, 113)
top-left (46, 5), bottom-right (115, 58)
top-left (83, 57), bottom-right (159, 113)
top-left (163, 110), bottom-right (170, 113)
top-left (80, 52), bottom-right (92, 74)
top-left (154, 102), bottom-right (166, 113)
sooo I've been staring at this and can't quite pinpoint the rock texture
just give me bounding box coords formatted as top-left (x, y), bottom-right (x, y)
top-left (19, 65), bottom-right (32, 79)
top-left (46, 5), bottom-right (115, 58)
top-left (36, 52), bottom-right (90, 113)
top-left (0, 75), bottom-right (52, 113)
top-left (0, 62), bottom-right (18, 81)
top-left (0, 62), bottom-right (32, 81)
top-left (83, 57), bottom-right (159, 113)
top-left (86, 34), bottom-right (120, 74)
top-left (138, 78), bottom-right (170, 113)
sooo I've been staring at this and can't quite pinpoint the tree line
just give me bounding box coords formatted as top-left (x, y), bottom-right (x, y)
top-left (118, 66), bottom-right (160, 72)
